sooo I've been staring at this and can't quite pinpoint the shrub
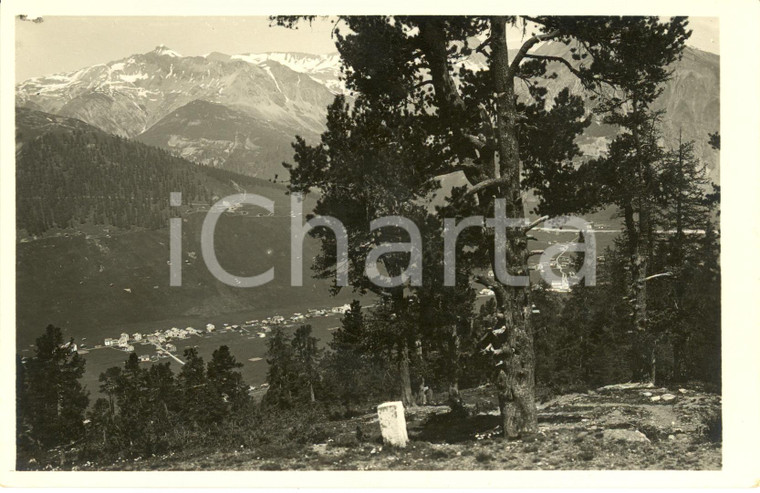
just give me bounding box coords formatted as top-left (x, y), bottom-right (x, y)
top-left (475, 452), bottom-right (493, 463)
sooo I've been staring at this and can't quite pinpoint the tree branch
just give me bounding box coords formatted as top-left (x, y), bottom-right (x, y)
top-left (522, 53), bottom-right (584, 78)
top-left (475, 36), bottom-right (493, 55)
top-left (523, 215), bottom-right (550, 233)
top-left (507, 29), bottom-right (560, 78)
top-left (644, 272), bottom-right (673, 281)
top-left (474, 274), bottom-right (497, 289)
top-left (521, 54), bottom-right (620, 97)
top-left (520, 16), bottom-right (549, 27)
top-left (461, 176), bottom-right (509, 198)
top-left (464, 133), bottom-right (488, 150)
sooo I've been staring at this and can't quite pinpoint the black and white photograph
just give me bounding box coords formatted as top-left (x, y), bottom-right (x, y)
top-left (1, 0), bottom-right (758, 487)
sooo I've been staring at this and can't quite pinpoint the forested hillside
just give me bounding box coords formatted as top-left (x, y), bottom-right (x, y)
top-left (16, 107), bottom-right (285, 236)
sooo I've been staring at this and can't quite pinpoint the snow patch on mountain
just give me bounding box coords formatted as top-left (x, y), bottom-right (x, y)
top-left (153, 45), bottom-right (182, 57)
top-left (228, 52), bottom-right (344, 93)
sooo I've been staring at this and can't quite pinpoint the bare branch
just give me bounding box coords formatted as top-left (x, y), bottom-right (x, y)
top-left (507, 29), bottom-right (560, 78)
top-left (520, 16), bottom-right (548, 27)
top-left (461, 176), bottom-right (509, 198)
top-left (521, 54), bottom-right (620, 99)
top-left (523, 215), bottom-right (550, 233)
top-left (463, 133), bottom-right (488, 150)
top-left (522, 53), bottom-right (584, 79)
top-left (475, 36), bottom-right (493, 55)
top-left (474, 275), bottom-right (497, 289)
top-left (644, 272), bottom-right (674, 281)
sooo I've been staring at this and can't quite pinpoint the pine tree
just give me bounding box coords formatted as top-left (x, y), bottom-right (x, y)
top-left (277, 15), bottom-right (690, 437)
top-left (207, 345), bottom-right (249, 414)
top-left (263, 328), bottom-right (298, 408)
top-left (654, 133), bottom-right (714, 382)
top-left (116, 353), bottom-right (146, 442)
top-left (582, 113), bottom-right (670, 382)
top-left (291, 325), bottom-right (321, 403)
top-left (326, 301), bottom-right (367, 407)
top-left (177, 348), bottom-right (210, 426)
top-left (20, 325), bottom-right (89, 451)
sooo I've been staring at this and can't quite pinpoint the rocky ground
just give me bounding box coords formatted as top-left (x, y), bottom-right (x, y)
top-left (89, 382), bottom-right (720, 471)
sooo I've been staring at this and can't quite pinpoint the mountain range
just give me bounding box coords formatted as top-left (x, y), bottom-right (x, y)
top-left (17, 46), bottom-right (341, 178)
top-left (17, 43), bottom-right (719, 183)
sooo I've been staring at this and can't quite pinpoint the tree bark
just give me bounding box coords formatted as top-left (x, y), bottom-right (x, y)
top-left (399, 342), bottom-right (415, 407)
top-left (671, 132), bottom-right (686, 382)
top-left (489, 16), bottom-right (538, 439)
top-left (447, 325), bottom-right (466, 412)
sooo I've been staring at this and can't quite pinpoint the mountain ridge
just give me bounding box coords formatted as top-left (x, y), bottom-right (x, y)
top-left (17, 43), bottom-right (719, 182)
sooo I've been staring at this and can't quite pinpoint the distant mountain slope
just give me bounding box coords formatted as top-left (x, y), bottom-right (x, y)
top-left (16, 106), bottom-right (102, 152)
top-left (527, 43), bottom-right (720, 183)
top-left (135, 100), bottom-right (298, 178)
top-left (17, 47), bottom-right (333, 133)
top-left (231, 52), bottom-right (344, 94)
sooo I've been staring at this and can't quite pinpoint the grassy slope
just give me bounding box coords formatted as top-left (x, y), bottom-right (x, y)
top-left (66, 384), bottom-right (721, 471)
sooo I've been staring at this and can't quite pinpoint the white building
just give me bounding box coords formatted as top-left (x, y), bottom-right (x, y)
top-left (132, 333), bottom-right (143, 342)
top-left (332, 304), bottom-right (351, 314)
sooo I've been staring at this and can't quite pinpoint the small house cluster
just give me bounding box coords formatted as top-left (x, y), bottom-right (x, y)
top-left (104, 326), bottom-right (206, 350)
top-left (103, 333), bottom-right (134, 352)
top-left (100, 303), bottom-right (354, 356)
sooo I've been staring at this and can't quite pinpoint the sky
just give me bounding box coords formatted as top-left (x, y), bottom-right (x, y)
top-left (15, 16), bottom-right (719, 82)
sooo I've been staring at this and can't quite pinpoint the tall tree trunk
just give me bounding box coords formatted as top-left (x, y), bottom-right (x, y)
top-left (447, 325), bottom-right (466, 414)
top-left (490, 17), bottom-right (537, 439)
top-left (672, 131), bottom-right (686, 382)
top-left (417, 15), bottom-right (536, 436)
top-left (388, 287), bottom-right (416, 408)
top-left (398, 342), bottom-right (415, 407)
top-left (627, 107), bottom-right (654, 382)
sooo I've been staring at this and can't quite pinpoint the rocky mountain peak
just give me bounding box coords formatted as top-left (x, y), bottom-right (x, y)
top-left (151, 45), bottom-right (182, 57)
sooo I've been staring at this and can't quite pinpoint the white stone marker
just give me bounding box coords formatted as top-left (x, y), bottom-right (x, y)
top-left (377, 401), bottom-right (409, 447)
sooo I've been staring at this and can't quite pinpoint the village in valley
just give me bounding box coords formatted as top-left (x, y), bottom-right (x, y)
top-left (91, 304), bottom-right (354, 366)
